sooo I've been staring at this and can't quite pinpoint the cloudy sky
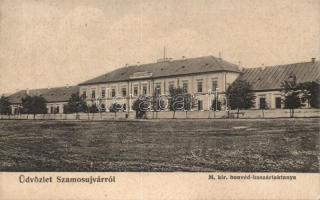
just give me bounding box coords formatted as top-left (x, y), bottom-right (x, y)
top-left (0, 0), bottom-right (319, 95)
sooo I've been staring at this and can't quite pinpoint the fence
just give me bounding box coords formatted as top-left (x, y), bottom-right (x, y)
top-left (0, 109), bottom-right (319, 120)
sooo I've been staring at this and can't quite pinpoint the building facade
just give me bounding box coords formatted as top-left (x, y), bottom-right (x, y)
top-left (6, 56), bottom-right (319, 114)
top-left (7, 86), bottom-right (78, 114)
top-left (78, 56), bottom-right (240, 111)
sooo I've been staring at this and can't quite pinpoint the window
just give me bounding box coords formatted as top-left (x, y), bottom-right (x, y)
top-left (123, 103), bottom-right (127, 111)
top-left (133, 86), bottom-right (138, 96)
top-left (275, 97), bottom-right (282, 109)
top-left (82, 91), bottom-right (86, 99)
top-left (182, 81), bottom-right (188, 93)
top-left (197, 81), bottom-right (203, 93)
top-left (155, 83), bottom-right (161, 95)
top-left (259, 97), bottom-right (267, 109)
top-left (122, 88), bottom-right (127, 97)
top-left (101, 89), bottom-right (106, 98)
top-left (91, 90), bottom-right (96, 99)
top-left (142, 85), bottom-right (147, 95)
top-left (212, 79), bottom-right (218, 91)
top-left (56, 106), bottom-right (60, 113)
top-left (168, 81), bottom-right (174, 91)
top-left (111, 88), bottom-right (116, 97)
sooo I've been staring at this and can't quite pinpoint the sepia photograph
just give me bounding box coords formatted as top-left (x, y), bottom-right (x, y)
top-left (0, 0), bottom-right (319, 199)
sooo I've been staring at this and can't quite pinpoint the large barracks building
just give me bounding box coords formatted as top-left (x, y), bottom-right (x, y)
top-left (78, 56), bottom-right (240, 112)
top-left (7, 56), bottom-right (320, 114)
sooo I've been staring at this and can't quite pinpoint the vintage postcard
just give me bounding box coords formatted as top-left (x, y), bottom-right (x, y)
top-left (0, 0), bottom-right (319, 199)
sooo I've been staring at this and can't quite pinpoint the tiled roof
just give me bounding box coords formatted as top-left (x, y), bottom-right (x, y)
top-left (239, 61), bottom-right (320, 91)
top-left (7, 86), bottom-right (78, 104)
top-left (79, 56), bottom-right (240, 85)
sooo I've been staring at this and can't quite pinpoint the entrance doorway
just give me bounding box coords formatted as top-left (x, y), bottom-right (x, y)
top-left (198, 100), bottom-right (203, 111)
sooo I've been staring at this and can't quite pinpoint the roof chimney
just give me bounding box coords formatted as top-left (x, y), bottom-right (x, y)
top-left (237, 61), bottom-right (244, 71)
top-left (66, 84), bottom-right (69, 88)
top-left (125, 63), bottom-right (129, 67)
top-left (26, 88), bottom-right (29, 95)
top-left (311, 58), bottom-right (316, 63)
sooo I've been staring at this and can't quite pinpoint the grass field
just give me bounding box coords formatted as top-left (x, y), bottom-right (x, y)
top-left (0, 118), bottom-right (319, 172)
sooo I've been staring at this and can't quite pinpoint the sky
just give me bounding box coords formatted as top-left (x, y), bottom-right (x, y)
top-left (0, 0), bottom-right (319, 95)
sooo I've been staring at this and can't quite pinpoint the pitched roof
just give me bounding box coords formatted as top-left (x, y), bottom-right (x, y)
top-left (79, 56), bottom-right (240, 85)
top-left (7, 86), bottom-right (78, 104)
top-left (239, 61), bottom-right (320, 91)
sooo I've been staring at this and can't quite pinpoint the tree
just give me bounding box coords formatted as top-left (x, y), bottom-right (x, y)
top-left (281, 77), bottom-right (303, 117)
top-left (168, 87), bottom-right (192, 119)
top-left (211, 98), bottom-right (221, 111)
top-left (132, 95), bottom-right (149, 119)
top-left (21, 95), bottom-right (47, 119)
top-left (226, 79), bottom-right (256, 118)
top-left (109, 103), bottom-right (122, 118)
top-left (0, 96), bottom-right (11, 115)
top-left (151, 92), bottom-right (167, 119)
top-left (64, 93), bottom-right (87, 114)
top-left (298, 81), bottom-right (320, 108)
top-left (88, 103), bottom-right (99, 113)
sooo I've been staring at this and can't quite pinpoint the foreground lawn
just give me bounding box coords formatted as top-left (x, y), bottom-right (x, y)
top-left (0, 118), bottom-right (319, 172)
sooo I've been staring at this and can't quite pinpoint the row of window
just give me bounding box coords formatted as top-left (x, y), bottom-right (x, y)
top-left (48, 106), bottom-right (60, 114)
top-left (82, 79), bottom-right (219, 99)
top-left (259, 97), bottom-right (282, 109)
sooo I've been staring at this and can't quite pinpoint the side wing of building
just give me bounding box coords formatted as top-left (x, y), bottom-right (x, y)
top-left (7, 86), bottom-right (78, 114)
top-left (239, 60), bottom-right (320, 109)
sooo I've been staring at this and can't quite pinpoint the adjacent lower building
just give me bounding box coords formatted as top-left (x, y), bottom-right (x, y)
top-left (7, 86), bottom-right (78, 114)
top-left (240, 60), bottom-right (320, 109)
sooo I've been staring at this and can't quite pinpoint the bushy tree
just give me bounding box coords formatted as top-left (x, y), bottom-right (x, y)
top-left (226, 79), bottom-right (256, 118)
top-left (132, 95), bottom-right (149, 119)
top-left (298, 81), bottom-right (320, 108)
top-left (0, 96), bottom-right (11, 115)
top-left (109, 103), bottom-right (122, 118)
top-left (88, 103), bottom-right (99, 113)
top-left (168, 87), bottom-right (192, 118)
top-left (64, 93), bottom-right (87, 114)
top-left (152, 93), bottom-right (166, 112)
top-left (281, 78), bottom-right (303, 117)
top-left (211, 98), bottom-right (221, 111)
top-left (21, 95), bottom-right (47, 118)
